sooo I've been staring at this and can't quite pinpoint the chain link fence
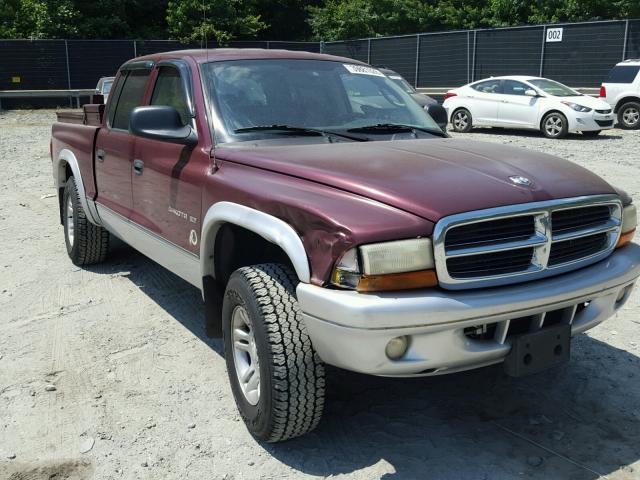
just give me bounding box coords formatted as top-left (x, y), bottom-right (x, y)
top-left (325, 19), bottom-right (640, 88)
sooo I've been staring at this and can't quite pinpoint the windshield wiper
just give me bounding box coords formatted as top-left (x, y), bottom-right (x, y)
top-left (347, 123), bottom-right (447, 137)
top-left (234, 125), bottom-right (367, 142)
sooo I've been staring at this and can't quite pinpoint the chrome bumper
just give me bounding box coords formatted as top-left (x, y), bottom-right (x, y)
top-left (297, 243), bottom-right (640, 376)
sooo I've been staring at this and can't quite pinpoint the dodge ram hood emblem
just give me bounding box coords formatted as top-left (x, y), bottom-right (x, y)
top-left (509, 175), bottom-right (533, 187)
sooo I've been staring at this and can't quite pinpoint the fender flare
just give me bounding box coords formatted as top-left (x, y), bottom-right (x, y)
top-left (200, 202), bottom-right (311, 284)
top-left (54, 149), bottom-right (101, 225)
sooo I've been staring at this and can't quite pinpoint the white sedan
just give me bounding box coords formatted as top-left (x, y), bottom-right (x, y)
top-left (443, 76), bottom-right (615, 138)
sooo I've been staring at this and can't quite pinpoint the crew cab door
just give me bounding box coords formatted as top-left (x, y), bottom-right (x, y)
top-left (497, 79), bottom-right (539, 127)
top-left (467, 79), bottom-right (503, 125)
top-left (130, 61), bottom-right (207, 255)
top-left (95, 65), bottom-right (152, 216)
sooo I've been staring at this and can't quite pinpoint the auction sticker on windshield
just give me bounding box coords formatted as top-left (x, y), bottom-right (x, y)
top-left (343, 64), bottom-right (385, 77)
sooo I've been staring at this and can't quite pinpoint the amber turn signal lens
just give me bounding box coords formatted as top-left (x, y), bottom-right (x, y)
top-left (356, 269), bottom-right (438, 292)
top-left (616, 229), bottom-right (636, 248)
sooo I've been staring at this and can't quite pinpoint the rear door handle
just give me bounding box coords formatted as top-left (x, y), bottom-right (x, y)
top-left (133, 159), bottom-right (144, 175)
top-left (96, 149), bottom-right (105, 162)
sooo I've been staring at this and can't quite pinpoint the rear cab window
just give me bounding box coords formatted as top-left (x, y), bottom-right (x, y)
top-left (605, 65), bottom-right (640, 84)
top-left (108, 70), bottom-right (151, 130)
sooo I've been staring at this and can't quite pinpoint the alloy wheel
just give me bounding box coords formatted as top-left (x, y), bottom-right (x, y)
top-left (622, 107), bottom-right (639, 127)
top-left (65, 194), bottom-right (75, 246)
top-left (544, 115), bottom-right (563, 137)
top-left (453, 111), bottom-right (468, 130)
top-left (231, 305), bottom-right (261, 405)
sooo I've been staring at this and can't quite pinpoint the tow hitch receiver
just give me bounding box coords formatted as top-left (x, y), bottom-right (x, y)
top-left (504, 323), bottom-right (571, 377)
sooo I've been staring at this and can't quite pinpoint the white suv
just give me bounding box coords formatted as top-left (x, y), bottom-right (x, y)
top-left (599, 60), bottom-right (640, 129)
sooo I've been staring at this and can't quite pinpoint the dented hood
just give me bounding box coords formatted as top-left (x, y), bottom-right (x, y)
top-left (218, 138), bottom-right (616, 222)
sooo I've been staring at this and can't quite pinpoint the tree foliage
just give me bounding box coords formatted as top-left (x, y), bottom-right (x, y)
top-left (166, 0), bottom-right (266, 44)
top-left (1, 0), bottom-right (639, 41)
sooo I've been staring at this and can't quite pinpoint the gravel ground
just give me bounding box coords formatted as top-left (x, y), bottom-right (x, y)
top-left (1, 110), bottom-right (639, 480)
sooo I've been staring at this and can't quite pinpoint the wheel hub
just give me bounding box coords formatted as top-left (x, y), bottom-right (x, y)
top-left (231, 305), bottom-right (261, 405)
top-left (65, 195), bottom-right (75, 246)
top-left (623, 107), bottom-right (639, 126)
top-left (545, 116), bottom-right (562, 136)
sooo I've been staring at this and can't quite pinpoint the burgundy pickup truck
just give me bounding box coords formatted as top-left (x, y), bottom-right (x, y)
top-left (51, 49), bottom-right (640, 442)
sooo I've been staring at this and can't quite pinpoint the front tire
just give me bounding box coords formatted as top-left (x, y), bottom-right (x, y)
top-left (617, 102), bottom-right (640, 129)
top-left (63, 176), bottom-right (109, 266)
top-left (541, 112), bottom-right (568, 139)
top-left (451, 108), bottom-right (472, 133)
top-left (222, 264), bottom-right (325, 442)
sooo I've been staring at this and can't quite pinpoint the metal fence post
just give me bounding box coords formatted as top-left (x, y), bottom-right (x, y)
top-left (266, 41), bottom-right (270, 49)
top-left (539, 26), bottom-right (546, 77)
top-left (133, 39), bottom-right (137, 57)
top-left (367, 38), bottom-right (371, 64)
top-left (414, 35), bottom-right (420, 88)
top-left (471, 30), bottom-right (477, 82)
top-left (467, 31), bottom-right (470, 84)
top-left (622, 19), bottom-right (629, 60)
top-left (64, 40), bottom-right (72, 107)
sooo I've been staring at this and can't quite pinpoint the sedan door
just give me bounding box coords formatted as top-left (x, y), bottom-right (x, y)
top-left (497, 80), bottom-right (539, 127)
top-left (465, 79), bottom-right (503, 125)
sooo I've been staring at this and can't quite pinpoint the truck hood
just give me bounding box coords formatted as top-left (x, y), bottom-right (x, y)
top-left (218, 138), bottom-right (616, 222)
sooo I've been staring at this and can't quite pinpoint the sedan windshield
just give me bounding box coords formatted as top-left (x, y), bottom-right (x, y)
top-left (528, 78), bottom-right (581, 97)
top-left (201, 59), bottom-right (440, 143)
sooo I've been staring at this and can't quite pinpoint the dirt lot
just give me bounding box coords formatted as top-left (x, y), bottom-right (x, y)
top-left (1, 110), bottom-right (639, 480)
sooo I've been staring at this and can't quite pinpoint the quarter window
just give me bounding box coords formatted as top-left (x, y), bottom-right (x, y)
top-left (605, 66), bottom-right (640, 84)
top-left (110, 70), bottom-right (150, 130)
top-left (151, 66), bottom-right (190, 125)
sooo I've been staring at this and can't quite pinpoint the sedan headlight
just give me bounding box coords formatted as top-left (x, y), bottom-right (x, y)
top-left (561, 101), bottom-right (592, 113)
top-left (331, 238), bottom-right (437, 292)
top-left (617, 204), bottom-right (637, 248)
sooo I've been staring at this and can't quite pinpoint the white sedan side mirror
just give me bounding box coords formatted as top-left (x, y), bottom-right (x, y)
top-left (525, 89), bottom-right (538, 97)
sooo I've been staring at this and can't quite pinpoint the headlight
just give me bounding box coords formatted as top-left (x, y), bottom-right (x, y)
top-left (617, 204), bottom-right (637, 248)
top-left (331, 238), bottom-right (437, 292)
top-left (561, 101), bottom-right (592, 113)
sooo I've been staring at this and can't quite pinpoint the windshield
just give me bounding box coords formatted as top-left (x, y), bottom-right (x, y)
top-left (528, 78), bottom-right (580, 97)
top-left (388, 75), bottom-right (415, 94)
top-left (103, 79), bottom-right (113, 94)
top-left (201, 59), bottom-right (440, 143)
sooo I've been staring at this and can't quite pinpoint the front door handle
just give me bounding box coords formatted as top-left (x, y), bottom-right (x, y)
top-left (133, 159), bottom-right (144, 175)
top-left (96, 149), bottom-right (105, 162)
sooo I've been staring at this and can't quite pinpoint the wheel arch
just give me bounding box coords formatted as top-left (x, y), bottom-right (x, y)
top-left (200, 202), bottom-right (311, 285)
top-left (54, 149), bottom-right (100, 225)
top-left (614, 96), bottom-right (640, 113)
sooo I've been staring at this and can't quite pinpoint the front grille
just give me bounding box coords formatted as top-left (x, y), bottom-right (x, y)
top-left (434, 196), bottom-right (622, 289)
top-left (447, 247), bottom-right (534, 278)
top-left (595, 119), bottom-right (614, 127)
top-left (549, 232), bottom-right (608, 266)
top-left (552, 205), bottom-right (611, 234)
top-left (445, 216), bottom-right (534, 249)
top-left (596, 109), bottom-right (612, 114)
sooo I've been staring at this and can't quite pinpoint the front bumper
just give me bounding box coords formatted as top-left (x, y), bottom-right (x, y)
top-left (297, 243), bottom-right (640, 376)
top-left (569, 111), bottom-right (615, 132)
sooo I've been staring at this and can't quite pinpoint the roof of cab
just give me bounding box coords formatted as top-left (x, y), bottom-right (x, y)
top-left (124, 48), bottom-right (366, 66)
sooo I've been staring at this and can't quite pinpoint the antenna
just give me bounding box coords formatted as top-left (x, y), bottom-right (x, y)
top-left (202, 0), bottom-right (209, 61)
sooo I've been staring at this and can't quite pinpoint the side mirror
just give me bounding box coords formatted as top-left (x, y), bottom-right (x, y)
top-left (130, 106), bottom-right (197, 146)
top-left (426, 103), bottom-right (449, 132)
top-left (525, 89), bottom-right (538, 97)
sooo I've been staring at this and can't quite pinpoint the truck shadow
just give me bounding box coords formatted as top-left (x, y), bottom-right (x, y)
top-left (92, 242), bottom-right (640, 480)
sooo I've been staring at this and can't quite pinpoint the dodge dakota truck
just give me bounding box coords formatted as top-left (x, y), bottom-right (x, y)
top-left (51, 49), bottom-right (640, 442)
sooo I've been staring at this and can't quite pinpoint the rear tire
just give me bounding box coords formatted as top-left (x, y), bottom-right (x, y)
top-left (582, 130), bottom-right (601, 137)
top-left (541, 112), bottom-right (568, 139)
top-left (451, 108), bottom-right (472, 133)
top-left (222, 264), bottom-right (325, 442)
top-left (63, 176), bottom-right (109, 266)
top-left (617, 102), bottom-right (640, 129)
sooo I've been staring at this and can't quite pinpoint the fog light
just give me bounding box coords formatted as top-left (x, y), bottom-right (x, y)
top-left (385, 336), bottom-right (409, 360)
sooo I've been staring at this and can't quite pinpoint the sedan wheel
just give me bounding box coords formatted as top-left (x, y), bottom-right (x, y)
top-left (541, 112), bottom-right (568, 139)
top-left (452, 109), bottom-right (472, 133)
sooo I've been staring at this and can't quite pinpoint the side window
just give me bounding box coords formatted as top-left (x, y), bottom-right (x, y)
top-left (106, 74), bottom-right (126, 125)
top-left (502, 80), bottom-right (528, 96)
top-left (471, 80), bottom-right (502, 94)
top-left (151, 66), bottom-right (190, 125)
top-left (605, 66), bottom-right (640, 84)
top-left (111, 70), bottom-right (150, 130)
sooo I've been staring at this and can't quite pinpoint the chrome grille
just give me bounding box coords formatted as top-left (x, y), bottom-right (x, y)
top-left (433, 195), bottom-right (622, 289)
top-left (595, 109), bottom-right (612, 114)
